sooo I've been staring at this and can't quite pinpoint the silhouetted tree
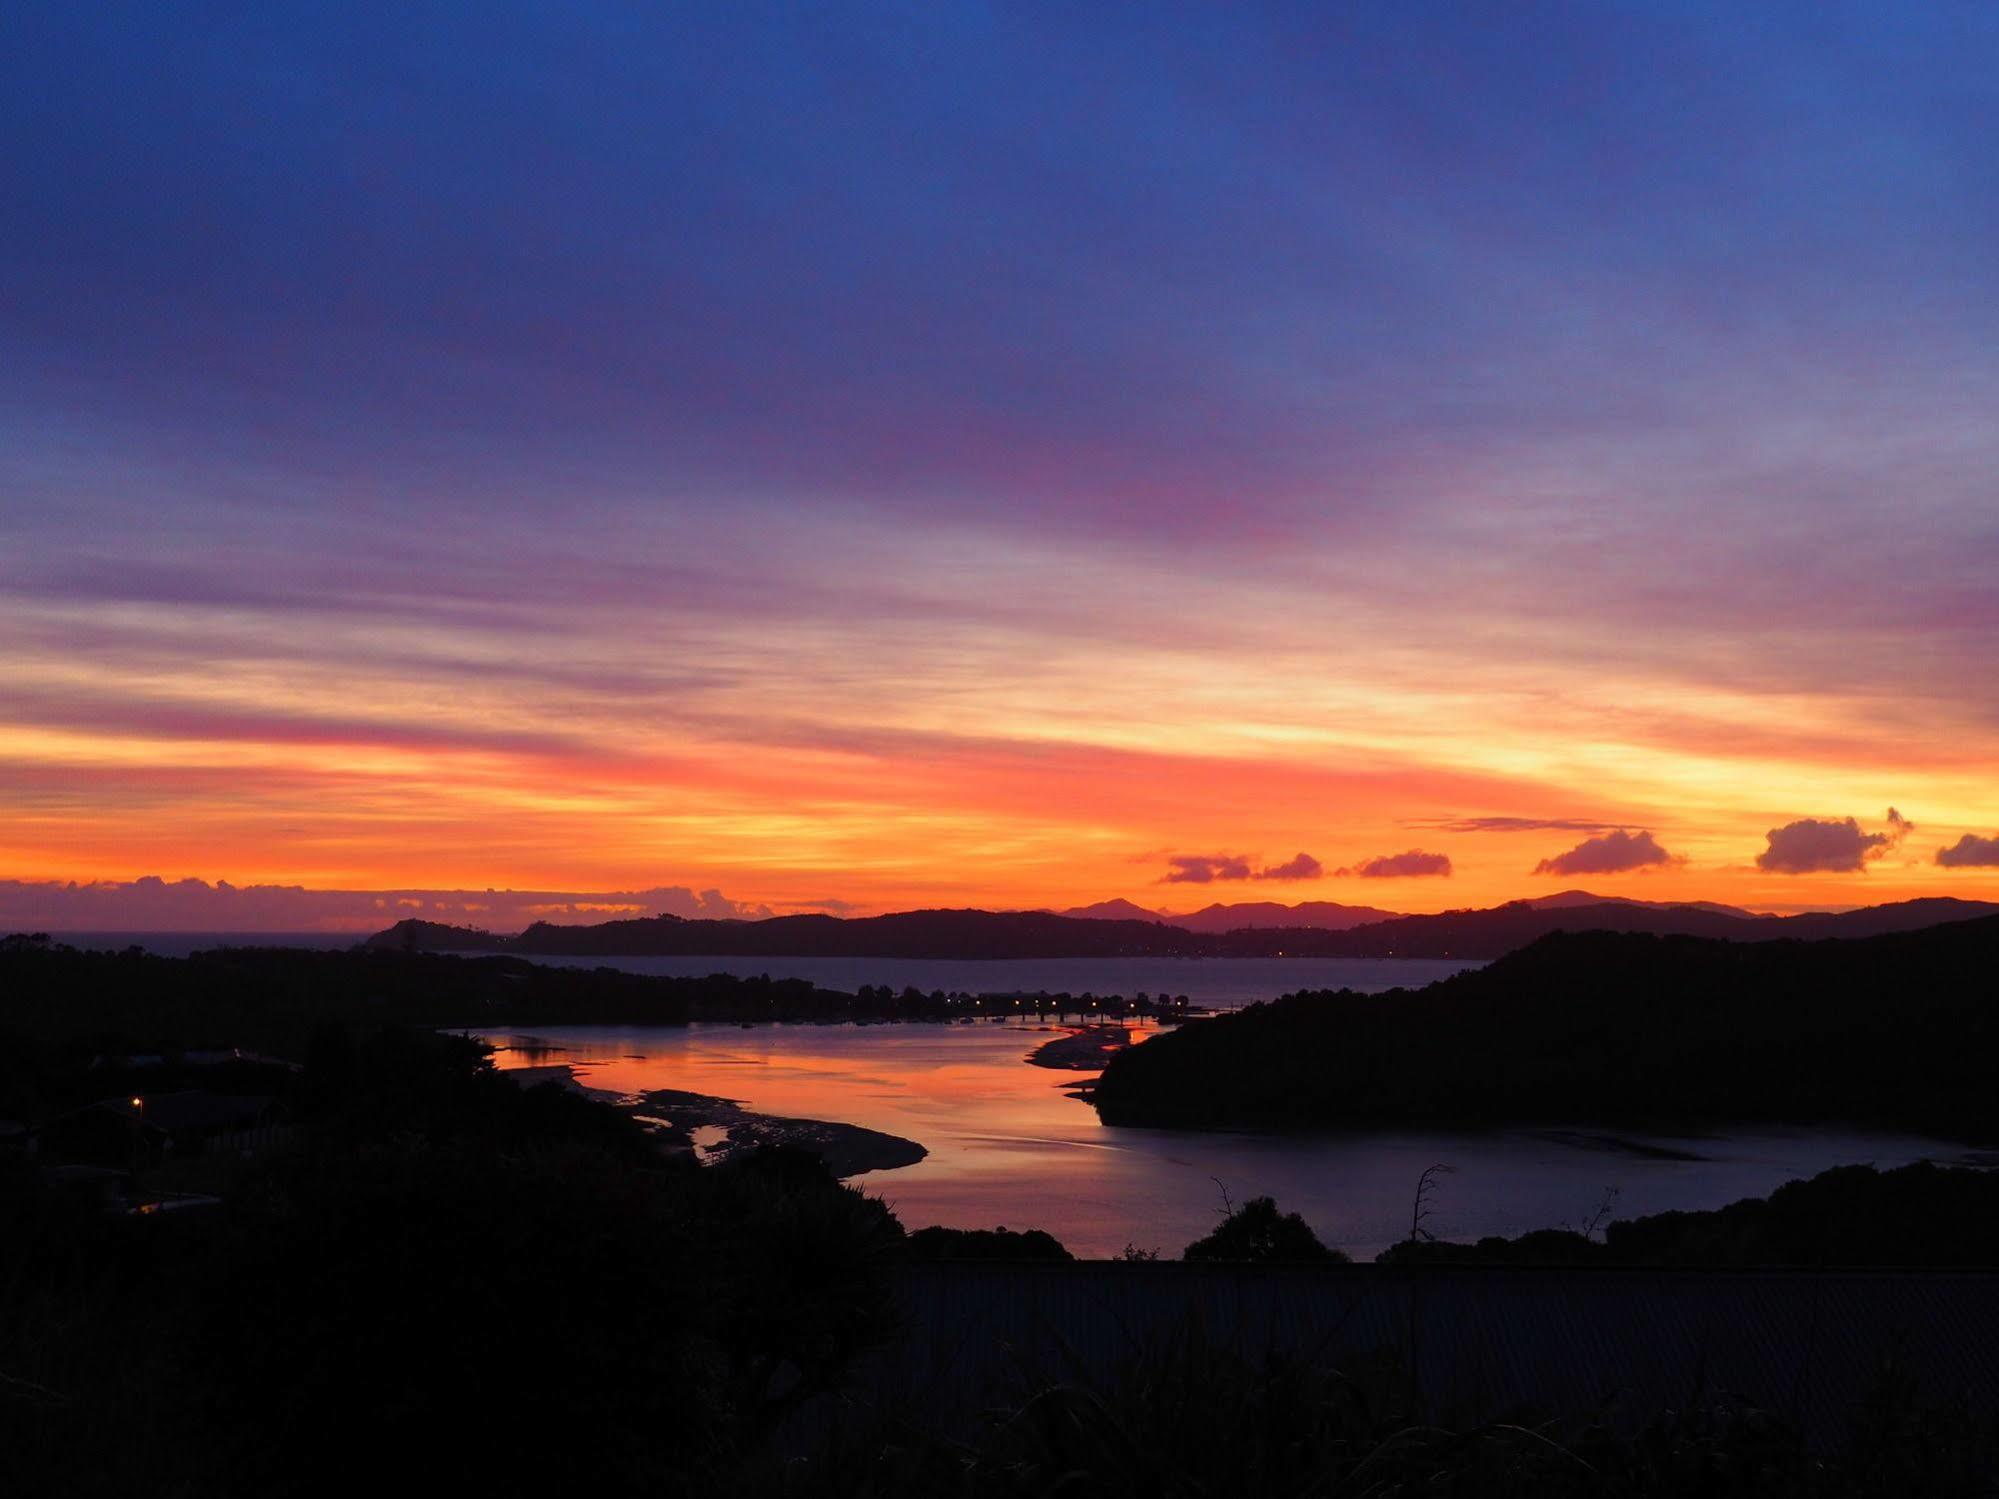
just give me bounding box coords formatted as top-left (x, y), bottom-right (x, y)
top-left (1182, 1196), bottom-right (1348, 1263)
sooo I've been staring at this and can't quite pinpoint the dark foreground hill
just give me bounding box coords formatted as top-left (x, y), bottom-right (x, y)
top-left (1090, 914), bottom-right (1999, 1139)
top-left (365, 894), bottom-right (1999, 961)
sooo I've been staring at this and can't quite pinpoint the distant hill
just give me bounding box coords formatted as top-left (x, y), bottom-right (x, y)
top-left (1058, 898), bottom-right (1400, 931)
top-left (497, 908), bottom-right (1211, 960)
top-left (1258, 895), bottom-right (1999, 957)
top-left (1092, 913), bottom-right (1999, 1139)
top-left (1524, 889), bottom-right (1761, 919)
top-left (1059, 899), bottom-right (1168, 923)
top-left (1163, 900), bottom-right (1401, 933)
top-left (366, 918), bottom-right (502, 952)
top-left (366, 895), bottom-right (1999, 961)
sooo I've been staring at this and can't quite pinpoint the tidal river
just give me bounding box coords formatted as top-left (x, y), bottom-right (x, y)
top-left (480, 1010), bottom-right (1971, 1261)
top-left (466, 952), bottom-right (1484, 1009)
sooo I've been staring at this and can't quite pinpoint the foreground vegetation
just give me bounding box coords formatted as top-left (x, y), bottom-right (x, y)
top-left (3, 1026), bottom-right (905, 1497)
top-left (770, 1337), bottom-right (1999, 1498)
top-left (8, 929), bottom-right (1999, 1495)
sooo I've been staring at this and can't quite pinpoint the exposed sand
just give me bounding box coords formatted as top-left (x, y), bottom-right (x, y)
top-left (1026, 1024), bottom-right (1136, 1071)
top-left (636, 1086), bottom-right (928, 1177)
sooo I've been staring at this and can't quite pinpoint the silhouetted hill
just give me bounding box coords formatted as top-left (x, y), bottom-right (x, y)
top-left (1249, 895), bottom-right (1999, 957)
top-left (1059, 899), bottom-right (1168, 922)
top-left (505, 908), bottom-right (1213, 959)
top-left (1090, 914), bottom-right (1999, 1138)
top-left (366, 894), bottom-right (1999, 960)
top-left (1164, 900), bottom-right (1401, 933)
top-left (1524, 890), bottom-right (1760, 919)
top-left (1380, 1163), bottom-right (1999, 1267)
top-left (1766, 896), bottom-right (1999, 939)
top-left (366, 918), bottom-right (506, 952)
top-left (1059, 898), bottom-right (1401, 931)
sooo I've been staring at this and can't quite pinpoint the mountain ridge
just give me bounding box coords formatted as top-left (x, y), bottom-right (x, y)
top-left (364, 894), bottom-right (1999, 962)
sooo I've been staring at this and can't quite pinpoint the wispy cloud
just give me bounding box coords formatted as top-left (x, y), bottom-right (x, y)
top-left (1417, 816), bottom-right (1623, 835)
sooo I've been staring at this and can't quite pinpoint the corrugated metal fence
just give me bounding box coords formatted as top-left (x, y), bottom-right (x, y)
top-left (842, 1264), bottom-right (1999, 1446)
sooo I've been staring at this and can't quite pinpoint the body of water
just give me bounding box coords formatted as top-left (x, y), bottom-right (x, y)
top-left (52, 937), bottom-right (1475, 1009)
top-left (49, 931), bottom-right (360, 957)
top-left (481, 1019), bottom-right (1971, 1261)
top-left (471, 953), bottom-right (1484, 1008)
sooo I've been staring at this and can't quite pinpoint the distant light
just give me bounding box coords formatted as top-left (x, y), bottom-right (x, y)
top-left (130, 1097), bottom-right (143, 1108)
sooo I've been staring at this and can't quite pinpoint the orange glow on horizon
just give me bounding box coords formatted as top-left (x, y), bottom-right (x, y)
top-left (6, 527), bottom-right (1997, 926)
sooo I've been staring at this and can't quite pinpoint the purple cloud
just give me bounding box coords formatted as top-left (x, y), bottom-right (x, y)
top-left (1162, 851), bottom-right (1325, 884)
top-left (1755, 809), bottom-right (1913, 874)
top-left (1339, 850), bottom-right (1453, 879)
top-left (0, 878), bottom-right (775, 935)
top-left (1258, 852), bottom-right (1324, 881)
top-left (1937, 833), bottom-right (1999, 868)
top-left (1162, 854), bottom-right (1254, 884)
top-left (1534, 829), bottom-right (1677, 876)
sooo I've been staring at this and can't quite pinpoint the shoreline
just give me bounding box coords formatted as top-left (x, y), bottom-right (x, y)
top-left (1025, 1024), bottom-right (1140, 1071)
top-left (638, 1087), bottom-right (929, 1177)
top-left (501, 1063), bottom-right (928, 1176)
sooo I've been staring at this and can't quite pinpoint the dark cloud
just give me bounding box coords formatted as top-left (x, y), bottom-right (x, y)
top-left (1162, 855), bottom-right (1254, 884)
top-left (1755, 810), bottom-right (1913, 874)
top-left (1161, 852), bottom-right (1324, 884)
top-left (1339, 850), bottom-right (1453, 879)
top-left (1533, 829), bottom-right (1677, 876)
top-left (1937, 833), bottom-right (1999, 868)
top-left (1257, 852), bottom-right (1324, 881)
top-left (0, 878), bottom-right (775, 934)
top-left (1419, 816), bottom-right (1622, 835)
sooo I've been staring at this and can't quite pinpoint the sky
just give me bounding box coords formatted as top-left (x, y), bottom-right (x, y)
top-left (5, 2), bottom-right (1998, 928)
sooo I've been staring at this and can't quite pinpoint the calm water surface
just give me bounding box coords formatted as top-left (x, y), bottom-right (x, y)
top-left (481, 1019), bottom-right (1969, 1261)
top-left (479, 953), bottom-right (1484, 1008)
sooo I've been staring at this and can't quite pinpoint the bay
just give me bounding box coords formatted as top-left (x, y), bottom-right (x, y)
top-left (478, 952), bottom-right (1484, 1009)
top-left (481, 1018), bottom-right (1968, 1261)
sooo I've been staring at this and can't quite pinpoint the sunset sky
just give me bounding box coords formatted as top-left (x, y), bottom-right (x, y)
top-left (6, 3), bottom-right (1998, 928)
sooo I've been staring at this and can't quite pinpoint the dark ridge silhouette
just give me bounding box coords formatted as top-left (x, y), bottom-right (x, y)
top-left (1160, 899), bottom-right (1402, 932)
top-left (1059, 897), bottom-right (1401, 930)
top-left (1379, 1163), bottom-right (1999, 1267)
top-left (1090, 914), bottom-right (1999, 1139)
top-left (1058, 897), bottom-right (1170, 922)
top-left (388, 908), bottom-right (1219, 958)
top-left (1525, 889), bottom-right (1760, 918)
top-left (365, 893), bottom-right (1999, 960)
top-left (370, 916), bottom-right (506, 951)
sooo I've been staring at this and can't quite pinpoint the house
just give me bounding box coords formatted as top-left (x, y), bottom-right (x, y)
top-left (36, 1091), bottom-right (283, 1167)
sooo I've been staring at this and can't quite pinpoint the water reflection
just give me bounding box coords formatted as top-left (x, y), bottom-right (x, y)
top-left (482, 1021), bottom-right (1965, 1261)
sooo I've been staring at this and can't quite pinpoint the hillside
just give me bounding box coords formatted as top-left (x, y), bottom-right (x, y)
top-left (1163, 900), bottom-right (1401, 932)
top-left (366, 895), bottom-right (1999, 960)
top-left (1089, 914), bottom-right (1999, 1139)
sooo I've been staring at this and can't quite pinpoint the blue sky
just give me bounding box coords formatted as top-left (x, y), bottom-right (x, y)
top-left (5, 2), bottom-right (1998, 917)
